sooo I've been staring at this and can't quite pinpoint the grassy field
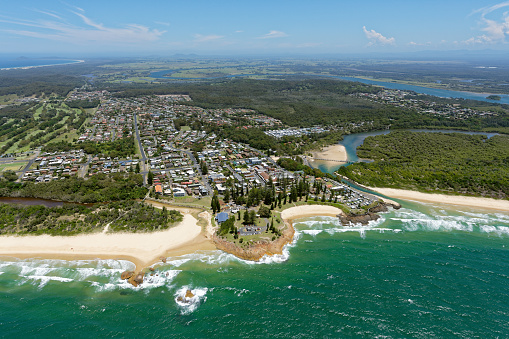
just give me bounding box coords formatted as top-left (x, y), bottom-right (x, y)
top-left (0, 162), bottom-right (27, 172)
top-left (1, 101), bottom-right (88, 155)
top-left (0, 94), bottom-right (18, 105)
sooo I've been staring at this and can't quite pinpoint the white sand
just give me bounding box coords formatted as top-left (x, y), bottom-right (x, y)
top-left (312, 144), bottom-right (347, 162)
top-left (309, 144), bottom-right (348, 171)
top-left (368, 187), bottom-right (509, 212)
top-left (0, 213), bottom-right (203, 269)
top-left (281, 205), bottom-right (343, 220)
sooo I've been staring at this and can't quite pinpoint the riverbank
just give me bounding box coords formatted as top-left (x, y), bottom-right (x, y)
top-left (368, 187), bottom-right (509, 212)
top-left (0, 207), bottom-right (214, 271)
top-left (212, 205), bottom-right (344, 261)
top-left (309, 144), bottom-right (348, 171)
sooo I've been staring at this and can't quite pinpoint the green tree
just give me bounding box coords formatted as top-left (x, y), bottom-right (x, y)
top-left (147, 170), bottom-right (154, 185)
top-left (3, 170), bottom-right (18, 182)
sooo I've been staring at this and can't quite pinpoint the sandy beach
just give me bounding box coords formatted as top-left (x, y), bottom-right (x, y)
top-left (281, 205), bottom-right (343, 220)
top-left (368, 187), bottom-right (509, 212)
top-left (0, 208), bottom-right (215, 270)
top-left (309, 144), bottom-right (348, 171)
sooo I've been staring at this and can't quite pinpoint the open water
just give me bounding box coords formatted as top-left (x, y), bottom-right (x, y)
top-left (0, 57), bottom-right (81, 70)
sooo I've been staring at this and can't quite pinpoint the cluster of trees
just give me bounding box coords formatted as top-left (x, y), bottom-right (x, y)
top-left (0, 70), bottom-right (82, 97)
top-left (65, 99), bottom-right (100, 109)
top-left (241, 209), bottom-right (257, 225)
top-left (0, 172), bottom-right (147, 203)
top-left (0, 200), bottom-right (182, 235)
top-left (339, 131), bottom-right (509, 198)
top-left (199, 160), bottom-right (208, 175)
top-left (2, 170), bottom-right (18, 182)
top-left (222, 176), bottom-right (311, 210)
top-left (211, 194), bottom-right (221, 214)
top-left (43, 136), bottom-right (136, 158)
top-left (217, 216), bottom-right (236, 236)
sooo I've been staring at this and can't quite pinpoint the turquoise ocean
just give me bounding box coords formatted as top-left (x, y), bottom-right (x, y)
top-left (2, 130), bottom-right (509, 337)
top-left (1, 203), bottom-right (509, 337)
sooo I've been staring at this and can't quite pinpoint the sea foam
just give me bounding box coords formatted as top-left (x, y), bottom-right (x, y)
top-left (174, 286), bottom-right (208, 315)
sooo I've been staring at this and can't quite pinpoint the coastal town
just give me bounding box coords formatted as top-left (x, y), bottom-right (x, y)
top-left (2, 82), bottom-right (508, 273)
top-left (11, 89), bottom-right (380, 211)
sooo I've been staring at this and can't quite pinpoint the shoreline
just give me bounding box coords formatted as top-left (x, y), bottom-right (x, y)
top-left (367, 186), bottom-right (509, 212)
top-left (0, 60), bottom-right (85, 71)
top-left (212, 205), bottom-right (343, 261)
top-left (0, 204), bottom-right (215, 271)
top-left (0, 204), bottom-right (344, 269)
top-left (309, 144), bottom-right (348, 171)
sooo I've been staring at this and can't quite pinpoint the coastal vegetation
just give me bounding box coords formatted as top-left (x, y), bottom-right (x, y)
top-left (338, 131), bottom-right (509, 199)
top-left (0, 173), bottom-right (147, 203)
top-left (0, 200), bottom-right (182, 235)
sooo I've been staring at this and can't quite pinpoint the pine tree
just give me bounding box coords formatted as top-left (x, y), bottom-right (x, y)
top-left (147, 170), bottom-right (154, 185)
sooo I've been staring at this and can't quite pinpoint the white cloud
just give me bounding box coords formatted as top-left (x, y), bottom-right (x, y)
top-left (257, 30), bottom-right (288, 39)
top-left (467, 1), bottom-right (509, 44)
top-left (155, 21), bottom-right (171, 27)
top-left (0, 10), bottom-right (164, 44)
top-left (33, 9), bottom-right (63, 20)
top-left (362, 26), bottom-right (395, 46)
top-left (463, 34), bottom-right (493, 45)
top-left (193, 34), bottom-right (224, 43)
top-left (408, 41), bottom-right (431, 46)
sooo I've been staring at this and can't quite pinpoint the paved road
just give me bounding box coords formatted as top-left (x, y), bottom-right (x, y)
top-left (17, 149), bottom-right (41, 181)
top-left (133, 113), bottom-right (147, 184)
top-left (79, 154), bottom-right (92, 178)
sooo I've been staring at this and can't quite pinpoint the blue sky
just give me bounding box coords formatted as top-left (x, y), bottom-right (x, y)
top-left (1, 0), bottom-right (509, 56)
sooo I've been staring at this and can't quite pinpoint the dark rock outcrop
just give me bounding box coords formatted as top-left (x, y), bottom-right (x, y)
top-left (339, 212), bottom-right (380, 225)
top-left (127, 272), bottom-right (145, 287)
top-left (121, 271), bottom-right (134, 280)
top-left (339, 202), bottom-right (398, 226)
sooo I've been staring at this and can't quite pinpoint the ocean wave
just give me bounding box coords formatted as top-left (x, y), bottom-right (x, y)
top-left (390, 208), bottom-right (509, 235)
top-left (221, 286), bottom-right (252, 297)
top-left (174, 286), bottom-right (208, 315)
top-left (92, 269), bottom-right (182, 292)
top-left (293, 216), bottom-right (339, 228)
top-left (301, 229), bottom-right (323, 236)
top-left (25, 275), bottom-right (74, 289)
top-left (479, 225), bottom-right (509, 237)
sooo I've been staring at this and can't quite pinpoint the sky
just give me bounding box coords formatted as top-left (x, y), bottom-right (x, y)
top-left (1, 0), bottom-right (509, 57)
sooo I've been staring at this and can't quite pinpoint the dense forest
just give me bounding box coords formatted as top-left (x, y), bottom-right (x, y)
top-left (0, 173), bottom-right (147, 203)
top-left (0, 200), bottom-right (182, 235)
top-left (338, 131), bottom-right (509, 199)
top-left (108, 78), bottom-right (509, 132)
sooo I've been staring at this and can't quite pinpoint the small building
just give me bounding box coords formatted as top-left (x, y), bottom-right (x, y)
top-left (215, 212), bottom-right (229, 224)
top-left (173, 188), bottom-right (186, 197)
